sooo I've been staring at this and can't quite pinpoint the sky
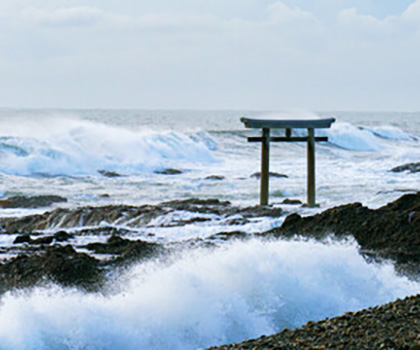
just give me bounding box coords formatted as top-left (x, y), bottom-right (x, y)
top-left (0, 0), bottom-right (419, 111)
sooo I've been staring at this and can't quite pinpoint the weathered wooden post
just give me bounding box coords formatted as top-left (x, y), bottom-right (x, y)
top-left (240, 116), bottom-right (335, 207)
top-left (307, 128), bottom-right (316, 207)
top-left (261, 128), bottom-right (270, 205)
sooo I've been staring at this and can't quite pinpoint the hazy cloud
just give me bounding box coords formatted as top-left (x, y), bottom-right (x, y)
top-left (401, 0), bottom-right (420, 25)
top-left (21, 6), bottom-right (132, 27)
top-left (0, 0), bottom-right (419, 110)
top-left (266, 2), bottom-right (319, 24)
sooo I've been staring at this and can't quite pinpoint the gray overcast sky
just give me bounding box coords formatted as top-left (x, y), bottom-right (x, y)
top-left (0, 0), bottom-right (419, 110)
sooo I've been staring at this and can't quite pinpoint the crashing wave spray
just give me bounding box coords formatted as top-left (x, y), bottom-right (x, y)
top-left (0, 238), bottom-right (418, 350)
top-left (0, 116), bottom-right (217, 176)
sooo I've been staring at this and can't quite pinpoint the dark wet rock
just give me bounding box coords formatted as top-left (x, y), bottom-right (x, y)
top-left (162, 198), bottom-right (283, 219)
top-left (180, 217), bottom-right (212, 224)
top-left (155, 168), bottom-right (183, 175)
top-left (1, 213), bottom-right (44, 233)
top-left (205, 175), bottom-right (225, 181)
top-left (391, 162), bottom-right (420, 173)
top-left (267, 192), bottom-right (420, 272)
top-left (208, 294), bottom-right (420, 350)
top-left (85, 235), bottom-right (163, 265)
top-left (31, 236), bottom-right (54, 245)
top-left (163, 198), bottom-right (231, 208)
top-left (282, 198), bottom-right (303, 205)
top-left (221, 217), bottom-right (250, 225)
top-left (13, 233), bottom-right (68, 246)
top-left (0, 198), bottom-right (283, 234)
top-left (251, 172), bottom-right (288, 179)
top-left (98, 169), bottom-right (122, 177)
top-left (100, 193), bottom-right (111, 198)
top-left (0, 245), bottom-right (102, 293)
top-left (239, 206), bottom-right (283, 218)
top-left (154, 216), bottom-right (213, 228)
top-left (2, 233), bottom-right (162, 293)
top-left (161, 198), bottom-right (232, 216)
top-left (85, 235), bottom-right (130, 254)
top-left (0, 195), bottom-right (67, 209)
top-left (13, 234), bottom-right (31, 244)
top-left (53, 231), bottom-right (74, 242)
top-left (111, 241), bottom-right (163, 266)
top-left (208, 231), bottom-right (248, 241)
top-left (74, 226), bottom-right (133, 237)
top-left (0, 205), bottom-right (166, 233)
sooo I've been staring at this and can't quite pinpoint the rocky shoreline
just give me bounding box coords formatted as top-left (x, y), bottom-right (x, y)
top-left (266, 192), bottom-right (420, 277)
top-left (0, 197), bottom-right (283, 294)
top-left (0, 193), bottom-right (420, 348)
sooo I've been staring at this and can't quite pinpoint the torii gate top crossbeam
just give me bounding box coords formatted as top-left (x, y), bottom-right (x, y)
top-left (240, 117), bottom-right (335, 129)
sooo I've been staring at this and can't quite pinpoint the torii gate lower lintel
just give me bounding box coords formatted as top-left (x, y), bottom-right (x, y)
top-left (240, 116), bottom-right (336, 207)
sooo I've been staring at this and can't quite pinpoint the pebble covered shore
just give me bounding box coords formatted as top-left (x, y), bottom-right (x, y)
top-left (207, 294), bottom-right (420, 350)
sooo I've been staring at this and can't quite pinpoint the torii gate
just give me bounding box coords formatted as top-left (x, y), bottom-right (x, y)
top-left (241, 116), bottom-right (335, 207)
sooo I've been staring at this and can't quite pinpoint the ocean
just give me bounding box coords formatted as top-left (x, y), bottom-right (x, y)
top-left (0, 109), bottom-right (419, 349)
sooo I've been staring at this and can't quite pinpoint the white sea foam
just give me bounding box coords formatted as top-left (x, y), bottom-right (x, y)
top-left (292, 122), bottom-right (382, 151)
top-left (294, 122), bottom-right (418, 152)
top-left (319, 122), bottom-right (384, 151)
top-left (137, 215), bottom-right (285, 242)
top-left (0, 238), bottom-right (417, 350)
top-left (0, 117), bottom-right (217, 176)
top-left (365, 125), bottom-right (416, 141)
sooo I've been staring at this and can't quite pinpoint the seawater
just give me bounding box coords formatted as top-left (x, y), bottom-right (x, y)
top-left (0, 109), bottom-right (419, 210)
top-left (0, 109), bottom-right (419, 349)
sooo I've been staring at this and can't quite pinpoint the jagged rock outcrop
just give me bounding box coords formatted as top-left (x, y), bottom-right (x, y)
top-left (391, 162), bottom-right (420, 173)
top-left (0, 245), bottom-right (102, 293)
top-left (84, 235), bottom-right (163, 265)
top-left (98, 169), bottom-right (122, 177)
top-left (0, 198), bottom-right (283, 233)
top-left (154, 168), bottom-right (183, 175)
top-left (0, 195), bottom-right (67, 209)
top-left (251, 172), bottom-right (288, 179)
top-left (267, 192), bottom-right (420, 270)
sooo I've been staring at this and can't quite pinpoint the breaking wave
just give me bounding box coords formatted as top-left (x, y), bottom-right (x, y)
top-left (0, 117), bottom-right (217, 176)
top-left (364, 125), bottom-right (416, 141)
top-left (0, 238), bottom-right (417, 350)
top-left (314, 122), bottom-right (416, 151)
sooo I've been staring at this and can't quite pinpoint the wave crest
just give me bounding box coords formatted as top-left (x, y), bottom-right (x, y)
top-left (0, 118), bottom-right (217, 176)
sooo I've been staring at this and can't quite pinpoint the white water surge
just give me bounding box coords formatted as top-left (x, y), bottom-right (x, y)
top-left (0, 238), bottom-right (418, 350)
top-left (0, 117), bottom-right (216, 176)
